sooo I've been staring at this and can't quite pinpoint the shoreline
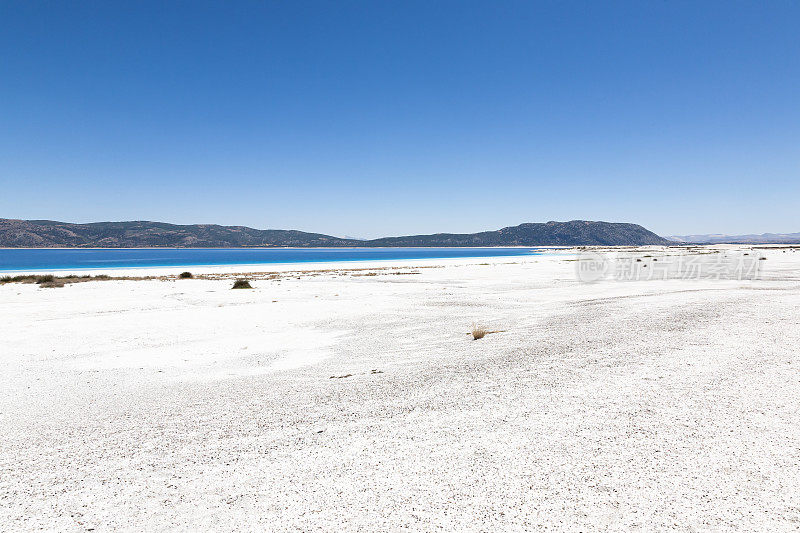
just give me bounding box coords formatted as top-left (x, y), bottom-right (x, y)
top-left (0, 245), bottom-right (567, 251)
top-left (0, 247), bottom-right (560, 275)
top-left (0, 253), bottom-right (560, 277)
top-left (3, 243), bottom-right (795, 276)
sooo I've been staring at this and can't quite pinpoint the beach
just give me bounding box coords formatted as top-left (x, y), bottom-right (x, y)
top-left (2, 246), bottom-right (799, 530)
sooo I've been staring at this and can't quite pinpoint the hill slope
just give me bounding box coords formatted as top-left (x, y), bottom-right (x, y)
top-left (0, 219), bottom-right (352, 248)
top-left (0, 219), bottom-right (671, 247)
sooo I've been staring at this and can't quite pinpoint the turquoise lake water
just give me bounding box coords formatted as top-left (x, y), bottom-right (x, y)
top-left (0, 247), bottom-right (541, 272)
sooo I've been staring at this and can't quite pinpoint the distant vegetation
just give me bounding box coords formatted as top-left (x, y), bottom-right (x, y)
top-left (179, 271), bottom-right (193, 279)
top-left (0, 274), bottom-right (111, 287)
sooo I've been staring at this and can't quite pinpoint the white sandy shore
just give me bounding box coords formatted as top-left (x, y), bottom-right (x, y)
top-left (2, 246), bottom-right (800, 530)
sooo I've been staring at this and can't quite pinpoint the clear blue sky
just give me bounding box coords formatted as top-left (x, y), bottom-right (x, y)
top-left (1, 1), bottom-right (798, 238)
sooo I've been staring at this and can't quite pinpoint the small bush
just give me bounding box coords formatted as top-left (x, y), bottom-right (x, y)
top-left (39, 281), bottom-right (65, 288)
top-left (35, 275), bottom-right (55, 284)
top-left (179, 271), bottom-right (194, 279)
top-left (232, 279), bottom-right (252, 289)
top-left (471, 324), bottom-right (487, 340)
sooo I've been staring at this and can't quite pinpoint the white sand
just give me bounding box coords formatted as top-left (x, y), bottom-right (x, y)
top-left (2, 247), bottom-right (800, 531)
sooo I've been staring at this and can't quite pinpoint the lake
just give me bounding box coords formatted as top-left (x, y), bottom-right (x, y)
top-left (0, 247), bottom-right (541, 272)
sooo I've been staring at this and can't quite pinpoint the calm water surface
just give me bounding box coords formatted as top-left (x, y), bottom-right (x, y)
top-left (0, 247), bottom-right (541, 271)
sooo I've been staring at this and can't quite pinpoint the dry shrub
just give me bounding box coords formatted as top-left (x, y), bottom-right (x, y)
top-left (232, 279), bottom-right (253, 289)
top-left (471, 324), bottom-right (487, 340)
top-left (39, 281), bottom-right (65, 288)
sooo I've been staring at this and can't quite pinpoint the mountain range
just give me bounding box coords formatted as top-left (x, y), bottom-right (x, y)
top-left (0, 218), bottom-right (672, 248)
top-left (667, 233), bottom-right (800, 244)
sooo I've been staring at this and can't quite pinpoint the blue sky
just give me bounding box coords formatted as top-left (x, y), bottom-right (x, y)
top-left (1, 1), bottom-right (798, 238)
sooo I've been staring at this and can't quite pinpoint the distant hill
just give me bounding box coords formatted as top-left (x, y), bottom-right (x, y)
top-left (0, 219), bottom-right (351, 248)
top-left (366, 221), bottom-right (671, 246)
top-left (0, 219), bottom-right (672, 248)
top-left (667, 232), bottom-right (800, 244)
